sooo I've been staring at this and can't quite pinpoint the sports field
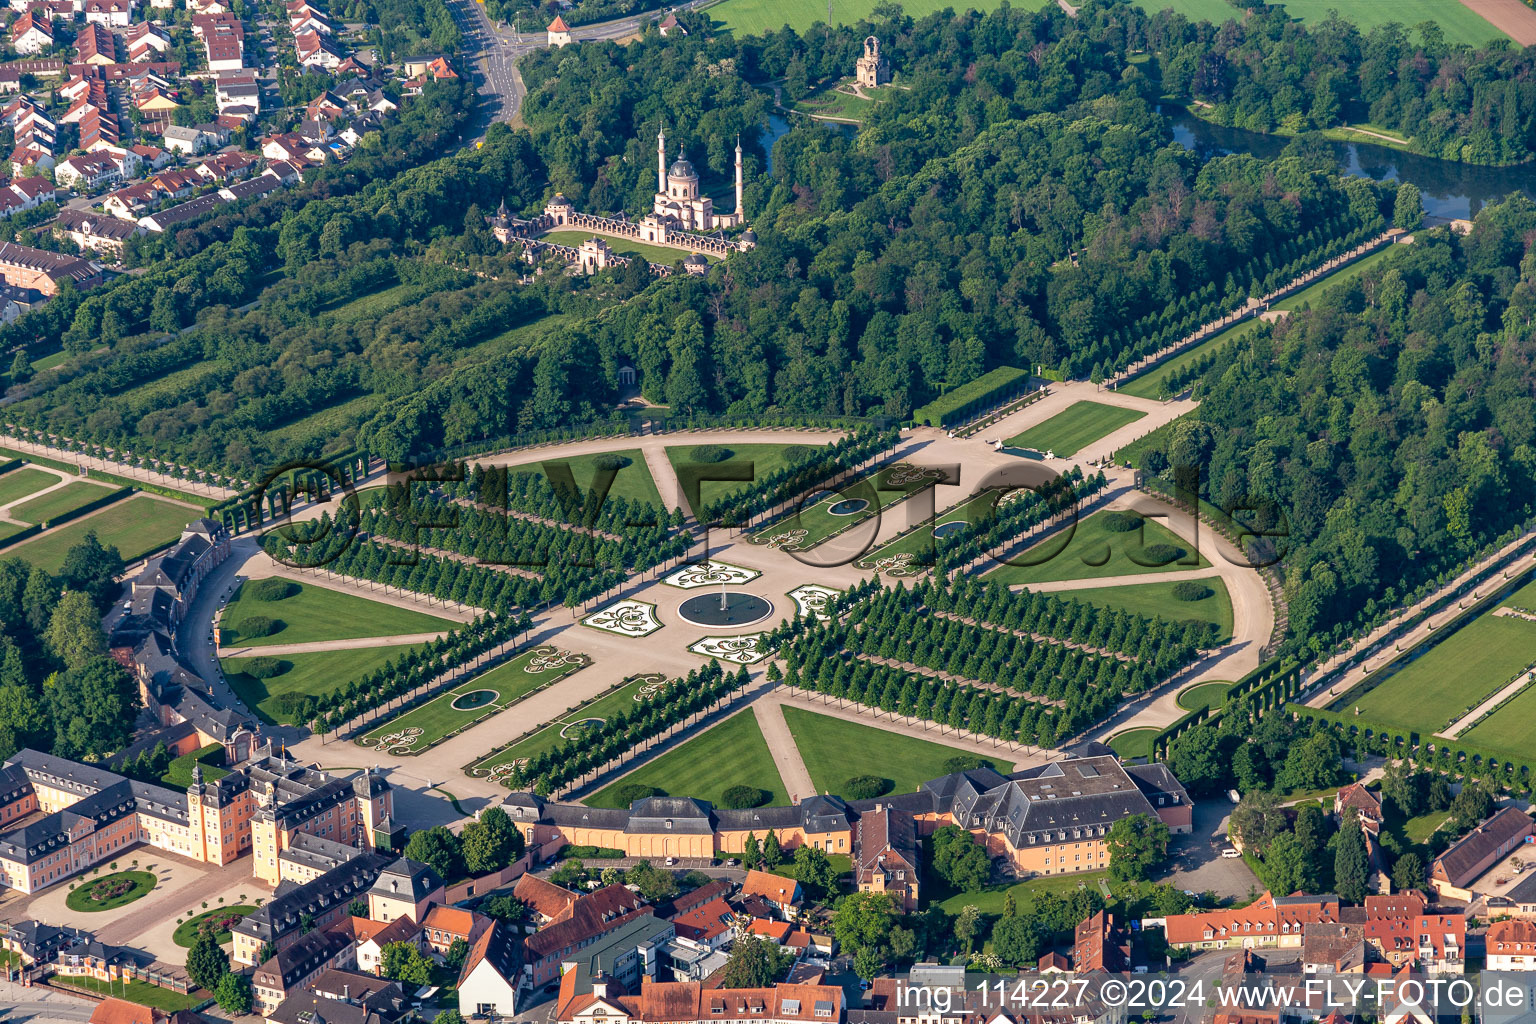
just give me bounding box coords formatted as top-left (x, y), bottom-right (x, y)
top-left (1118, 319), bottom-right (1268, 400)
top-left (225, 644), bottom-right (430, 725)
top-left (509, 448), bottom-right (663, 508)
top-left (584, 710), bottom-right (788, 808)
top-left (1003, 401), bottom-right (1146, 457)
top-left (0, 468), bottom-right (58, 507)
top-left (1349, 612), bottom-right (1536, 737)
top-left (985, 508), bottom-right (1211, 586)
top-left (468, 672), bottom-right (669, 780)
top-left (855, 490), bottom-right (1001, 573)
top-left (711, 0), bottom-right (1049, 34)
top-left (10, 481), bottom-right (116, 523)
top-left (8, 496), bottom-right (192, 572)
top-left (1058, 578), bottom-right (1234, 640)
top-left (542, 230), bottom-right (716, 267)
top-left (221, 579), bottom-right (455, 647)
top-left (665, 441), bottom-right (827, 510)
top-left (357, 646), bottom-right (589, 754)
top-left (781, 706), bottom-right (1003, 796)
top-left (1275, 0), bottom-right (1508, 46)
top-left (748, 462), bottom-right (945, 551)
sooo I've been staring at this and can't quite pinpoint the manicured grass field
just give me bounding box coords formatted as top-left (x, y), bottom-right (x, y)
top-left (934, 866), bottom-right (1109, 915)
top-left (542, 230), bottom-right (716, 267)
top-left (665, 441), bottom-right (828, 510)
top-left (585, 710), bottom-right (788, 808)
top-left (1107, 728), bottom-right (1158, 761)
top-left (65, 870), bottom-right (157, 912)
top-left (225, 644), bottom-right (429, 725)
top-left (357, 646), bottom-right (588, 754)
top-left (10, 481), bottom-right (116, 524)
top-left (1118, 319), bottom-right (1269, 400)
top-left (1004, 401), bottom-right (1146, 457)
top-left (1057, 578), bottom-right (1234, 641)
top-left (7, 496), bottom-right (193, 572)
top-left (1133, 0), bottom-right (1242, 22)
top-left (469, 673), bottom-right (668, 778)
top-left (510, 448), bottom-right (663, 509)
top-left (1461, 679), bottom-right (1536, 759)
top-left (712, 0), bottom-right (1049, 33)
top-left (0, 468), bottom-right (59, 507)
top-left (748, 462), bottom-right (945, 551)
top-left (56, 977), bottom-right (205, 1011)
top-left (1178, 681), bottom-right (1234, 711)
top-left (1273, 246), bottom-right (1402, 313)
top-left (985, 508), bottom-right (1211, 586)
top-left (856, 490), bottom-right (1001, 572)
top-left (1275, 0), bottom-right (1507, 46)
top-left (781, 706), bottom-right (1003, 796)
top-left (221, 579), bottom-right (455, 647)
top-left (173, 905), bottom-right (255, 947)
top-left (1349, 614), bottom-right (1536, 737)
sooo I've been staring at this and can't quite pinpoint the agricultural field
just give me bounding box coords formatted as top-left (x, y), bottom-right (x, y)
top-left (357, 646), bottom-right (589, 755)
top-left (10, 481), bottom-right (116, 524)
top-left (1275, 0), bottom-right (1508, 46)
top-left (1347, 599), bottom-right (1536, 737)
top-left (7, 496), bottom-right (193, 572)
top-left (711, 0), bottom-right (1048, 33)
top-left (508, 448), bottom-right (663, 508)
top-left (748, 462), bottom-right (946, 551)
top-left (985, 508), bottom-right (1210, 586)
top-left (1003, 401), bottom-right (1146, 457)
top-left (781, 706), bottom-right (1003, 796)
top-left (468, 673), bottom-right (670, 782)
top-left (665, 441), bottom-right (827, 510)
top-left (220, 579), bottom-right (456, 647)
top-left (0, 468), bottom-right (59, 507)
top-left (224, 644), bottom-right (430, 725)
top-left (1057, 578), bottom-right (1234, 640)
top-left (542, 231), bottom-right (717, 266)
top-left (584, 710), bottom-right (788, 809)
top-left (1118, 319), bottom-right (1269, 400)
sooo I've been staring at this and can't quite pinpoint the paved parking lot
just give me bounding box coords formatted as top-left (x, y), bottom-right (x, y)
top-left (1157, 798), bottom-right (1262, 900)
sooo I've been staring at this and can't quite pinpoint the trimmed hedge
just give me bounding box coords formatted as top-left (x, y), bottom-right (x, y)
top-left (912, 366), bottom-right (1029, 428)
top-left (1172, 581), bottom-right (1213, 601)
top-left (248, 578), bottom-right (298, 601)
top-left (39, 485), bottom-right (131, 529)
top-left (719, 784), bottom-right (768, 808)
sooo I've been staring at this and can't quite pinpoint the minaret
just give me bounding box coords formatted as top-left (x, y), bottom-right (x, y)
top-left (734, 134), bottom-right (743, 218)
top-left (657, 126), bottom-right (666, 194)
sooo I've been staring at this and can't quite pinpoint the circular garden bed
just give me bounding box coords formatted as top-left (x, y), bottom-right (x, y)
top-left (65, 870), bottom-right (157, 913)
top-left (932, 521), bottom-right (967, 539)
top-left (828, 498), bottom-right (871, 516)
top-left (450, 689), bottom-right (499, 711)
top-left (173, 905), bottom-right (256, 947)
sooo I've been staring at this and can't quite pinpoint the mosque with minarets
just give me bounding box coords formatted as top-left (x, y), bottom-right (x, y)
top-left (649, 126), bottom-right (745, 232)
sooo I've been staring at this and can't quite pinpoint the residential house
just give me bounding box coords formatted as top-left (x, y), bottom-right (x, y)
top-left (514, 873), bottom-right (579, 925)
top-left (421, 905), bottom-right (491, 955)
top-left (668, 895), bottom-right (734, 951)
top-left (853, 807), bottom-right (919, 911)
top-left (74, 24), bottom-right (116, 64)
top-left (53, 152), bottom-right (121, 189)
top-left (252, 926), bottom-right (357, 1016)
top-left (1486, 919), bottom-right (1536, 971)
top-left (457, 921), bottom-right (523, 1018)
top-left (1335, 784), bottom-right (1383, 836)
top-left (352, 914), bottom-right (422, 976)
top-left (741, 869), bottom-right (802, 919)
top-left (54, 209), bottom-right (144, 254)
top-left (1158, 891), bottom-right (1343, 951)
top-left (88, 998), bottom-right (155, 1024)
top-left (266, 969), bottom-right (410, 1024)
top-left (556, 976), bottom-right (845, 1024)
top-left (130, 143), bottom-right (172, 170)
top-left (1074, 910), bottom-right (1130, 972)
top-left (524, 883), bottom-right (648, 988)
top-left (82, 0), bottom-right (132, 26)
top-left (296, 30), bottom-right (342, 70)
top-left (11, 13), bottom-right (53, 54)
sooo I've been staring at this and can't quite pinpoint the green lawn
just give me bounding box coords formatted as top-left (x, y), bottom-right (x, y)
top-left (9, 481), bottom-right (116, 524)
top-left (542, 230), bottom-right (717, 267)
top-left (1500, 577), bottom-right (1536, 613)
top-left (665, 441), bottom-right (829, 511)
top-left (985, 507), bottom-right (1211, 586)
top-left (855, 490), bottom-right (1002, 572)
top-left (325, 281), bottom-right (420, 320)
top-left (781, 706), bottom-right (1004, 797)
top-left (357, 646), bottom-right (589, 754)
top-left (56, 977), bottom-right (204, 1012)
top-left (1274, 245), bottom-right (1403, 313)
top-left (1132, 0), bottom-right (1242, 22)
top-left (65, 871), bottom-right (157, 912)
top-left (748, 462), bottom-right (945, 551)
top-left (0, 468), bottom-right (59, 507)
top-left (1275, 0), bottom-right (1507, 46)
top-left (934, 866), bottom-right (1109, 915)
top-left (1178, 681), bottom-right (1234, 711)
top-left (225, 644), bottom-right (429, 725)
top-left (1107, 728), bottom-right (1158, 761)
top-left (221, 579), bottom-right (455, 647)
top-left (7, 496), bottom-right (193, 572)
top-left (1004, 401), bottom-right (1146, 458)
top-left (30, 350), bottom-right (69, 373)
top-left (1351, 614), bottom-right (1536, 737)
top-left (713, 0), bottom-right (1050, 33)
top-left (585, 710), bottom-right (788, 808)
top-left (510, 448), bottom-right (663, 509)
top-left (469, 673), bottom-right (668, 779)
top-left (793, 81), bottom-right (877, 120)
top-left (173, 905), bottom-right (255, 947)
top-left (1055, 578), bottom-right (1234, 641)
top-left (1118, 319), bottom-right (1269, 400)
top-left (1461, 679), bottom-right (1536, 760)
